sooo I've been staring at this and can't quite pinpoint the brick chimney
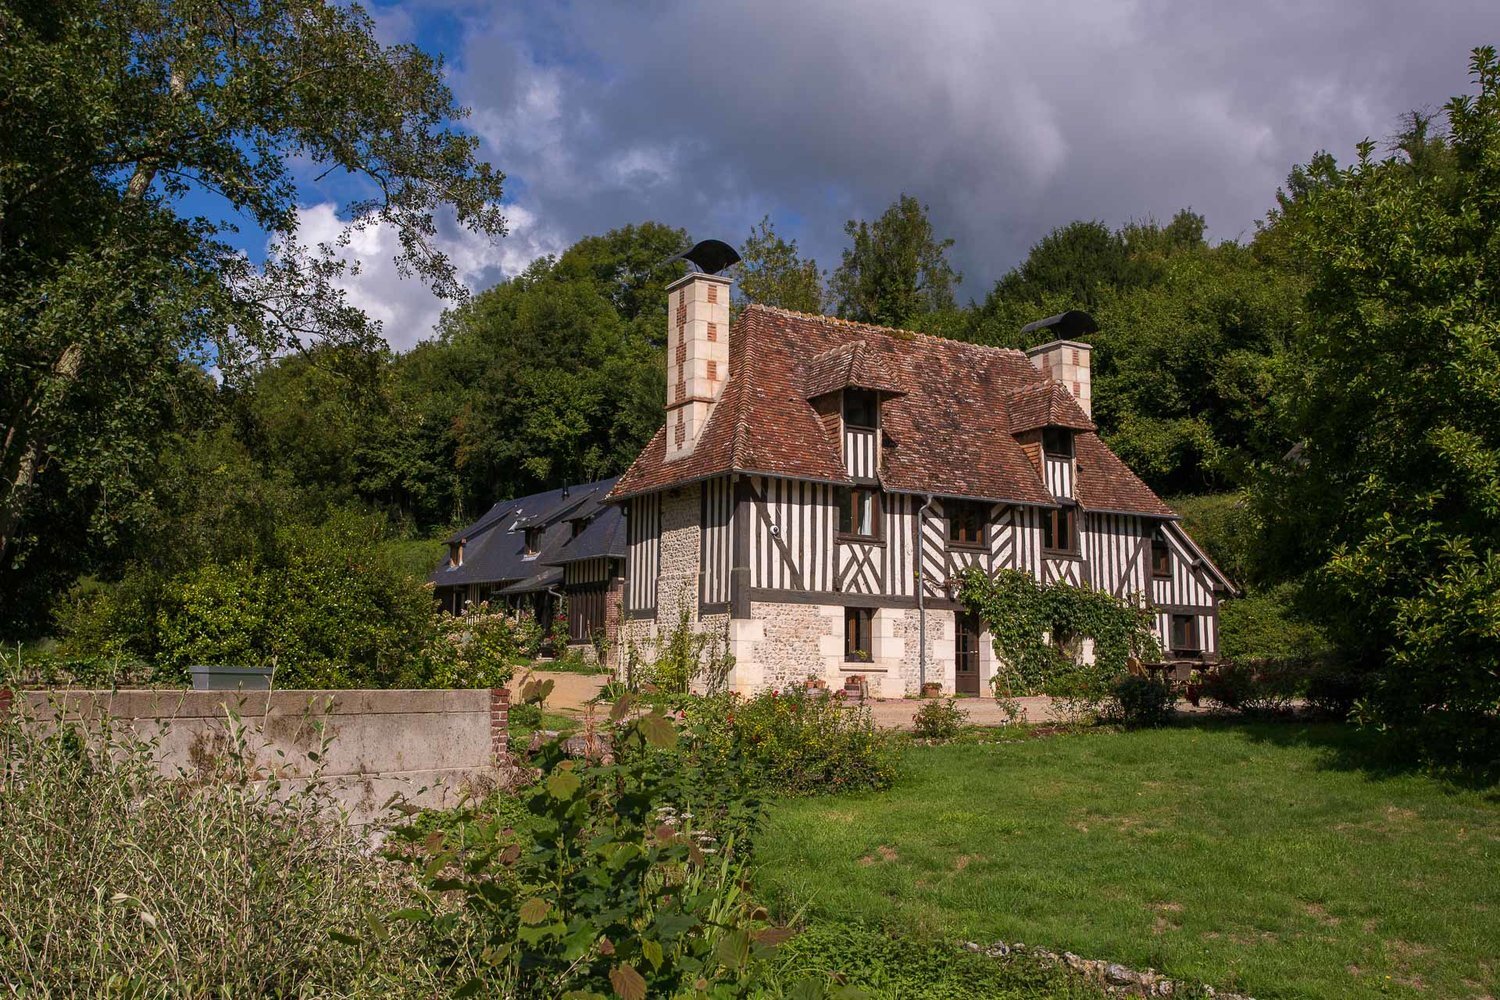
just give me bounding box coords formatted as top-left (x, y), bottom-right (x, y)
top-left (664, 271), bottom-right (731, 461)
top-left (1025, 339), bottom-right (1092, 419)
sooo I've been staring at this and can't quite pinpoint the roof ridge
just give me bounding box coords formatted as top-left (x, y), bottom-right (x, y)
top-left (741, 303), bottom-right (1032, 362)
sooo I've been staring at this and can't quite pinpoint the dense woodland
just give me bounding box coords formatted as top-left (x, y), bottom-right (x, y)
top-left (2, 1), bottom-right (1496, 765)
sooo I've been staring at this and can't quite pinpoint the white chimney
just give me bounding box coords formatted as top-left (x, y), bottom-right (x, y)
top-left (664, 271), bottom-right (732, 461)
top-left (1025, 339), bottom-right (1092, 419)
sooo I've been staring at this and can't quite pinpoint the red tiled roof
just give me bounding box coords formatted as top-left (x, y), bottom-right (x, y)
top-left (1074, 432), bottom-right (1176, 517)
top-left (803, 340), bottom-right (906, 398)
top-left (609, 305), bottom-right (1173, 517)
top-left (1008, 381), bottom-right (1095, 434)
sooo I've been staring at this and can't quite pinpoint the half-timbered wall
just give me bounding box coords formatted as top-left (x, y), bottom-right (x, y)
top-left (1044, 455), bottom-right (1074, 500)
top-left (564, 557), bottom-right (618, 586)
top-left (839, 491), bottom-right (915, 596)
top-left (1148, 520), bottom-right (1221, 655)
top-left (748, 477), bottom-right (835, 592)
top-left (700, 476), bottom-right (733, 607)
top-left (625, 494), bottom-right (660, 613)
top-left (992, 504), bottom-right (1043, 578)
top-left (1081, 513), bottom-right (1150, 599)
top-left (844, 427), bottom-right (878, 480)
top-left (1150, 522), bottom-right (1218, 609)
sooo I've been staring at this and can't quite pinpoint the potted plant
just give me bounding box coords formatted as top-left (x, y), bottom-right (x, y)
top-left (920, 681), bottom-right (942, 699)
top-left (1184, 667), bottom-right (1203, 707)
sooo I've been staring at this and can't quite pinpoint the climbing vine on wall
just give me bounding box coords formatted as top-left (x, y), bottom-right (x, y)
top-left (956, 568), bottom-right (1161, 698)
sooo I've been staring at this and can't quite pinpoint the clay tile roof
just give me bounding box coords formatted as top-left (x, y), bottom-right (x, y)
top-left (1073, 433), bottom-right (1175, 517)
top-left (609, 305), bottom-right (1173, 517)
top-left (1007, 381), bottom-right (1096, 434)
top-left (804, 340), bottom-right (906, 398)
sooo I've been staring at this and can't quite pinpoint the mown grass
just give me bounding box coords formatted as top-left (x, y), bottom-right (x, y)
top-left (755, 720), bottom-right (1499, 1000)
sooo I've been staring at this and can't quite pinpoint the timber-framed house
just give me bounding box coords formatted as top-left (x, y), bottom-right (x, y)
top-left (608, 267), bottom-right (1234, 696)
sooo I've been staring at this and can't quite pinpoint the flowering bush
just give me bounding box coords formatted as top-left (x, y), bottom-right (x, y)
top-left (413, 603), bottom-right (540, 689)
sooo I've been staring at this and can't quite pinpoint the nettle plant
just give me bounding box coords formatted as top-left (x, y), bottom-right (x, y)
top-left (956, 568), bottom-right (1160, 701)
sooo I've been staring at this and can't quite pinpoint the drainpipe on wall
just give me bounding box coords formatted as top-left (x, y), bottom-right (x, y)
top-left (916, 494), bottom-right (938, 690)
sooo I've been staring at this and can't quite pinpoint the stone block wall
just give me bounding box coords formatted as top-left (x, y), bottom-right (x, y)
top-left (10, 688), bottom-right (504, 825)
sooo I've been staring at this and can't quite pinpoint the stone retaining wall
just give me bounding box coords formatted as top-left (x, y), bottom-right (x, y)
top-left (6, 687), bottom-right (508, 825)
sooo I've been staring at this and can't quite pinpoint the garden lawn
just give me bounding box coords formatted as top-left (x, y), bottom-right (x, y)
top-left (755, 721), bottom-right (1499, 1000)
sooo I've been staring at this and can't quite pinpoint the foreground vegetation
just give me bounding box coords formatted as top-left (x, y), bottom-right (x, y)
top-left (756, 722), bottom-right (1500, 1000)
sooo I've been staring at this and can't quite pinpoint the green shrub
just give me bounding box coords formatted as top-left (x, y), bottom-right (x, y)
top-left (381, 703), bottom-right (782, 998)
top-left (1303, 658), bottom-right (1367, 719)
top-left (0, 706), bottom-right (433, 996)
top-left (1218, 582), bottom-right (1331, 662)
top-left (1201, 659), bottom-right (1306, 716)
top-left (1107, 675), bottom-right (1177, 728)
top-left (911, 697), bottom-right (965, 740)
top-left (680, 687), bottom-right (898, 797)
top-left (508, 701), bottom-right (543, 728)
top-left (57, 512), bottom-right (443, 688)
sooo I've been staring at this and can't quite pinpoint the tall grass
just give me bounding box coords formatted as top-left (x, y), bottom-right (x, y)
top-left (0, 701), bottom-right (436, 997)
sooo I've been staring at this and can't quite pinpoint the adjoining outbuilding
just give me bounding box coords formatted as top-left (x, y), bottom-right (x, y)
top-left (430, 476), bottom-right (626, 662)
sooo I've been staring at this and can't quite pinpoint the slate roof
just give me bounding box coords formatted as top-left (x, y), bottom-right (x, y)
top-left (431, 476), bottom-right (624, 589)
top-left (610, 306), bottom-right (1175, 518)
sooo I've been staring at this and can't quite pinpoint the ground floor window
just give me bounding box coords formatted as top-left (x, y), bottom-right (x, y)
top-left (1170, 614), bottom-right (1200, 655)
top-left (844, 607), bottom-right (873, 662)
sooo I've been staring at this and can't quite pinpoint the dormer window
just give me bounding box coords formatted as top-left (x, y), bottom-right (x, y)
top-left (1042, 427), bottom-right (1074, 458)
top-left (844, 389), bottom-right (878, 429)
top-left (448, 542), bottom-right (463, 568)
top-left (571, 517), bottom-right (588, 539)
top-left (523, 527), bottom-right (542, 556)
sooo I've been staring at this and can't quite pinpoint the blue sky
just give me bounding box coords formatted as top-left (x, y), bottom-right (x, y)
top-left (238, 0), bottom-right (1500, 350)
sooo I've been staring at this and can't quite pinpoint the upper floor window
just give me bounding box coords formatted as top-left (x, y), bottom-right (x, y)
top-left (1151, 529), bottom-right (1172, 578)
top-left (844, 389), bottom-right (878, 429)
top-left (1042, 505), bottom-right (1077, 554)
top-left (523, 527), bottom-right (542, 556)
top-left (571, 517), bottom-right (588, 539)
top-left (947, 499), bottom-right (987, 548)
top-left (836, 486), bottom-right (881, 540)
top-left (448, 542), bottom-right (463, 568)
top-left (1042, 427), bottom-right (1074, 458)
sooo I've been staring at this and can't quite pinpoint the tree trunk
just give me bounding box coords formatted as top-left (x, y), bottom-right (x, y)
top-left (0, 343), bottom-right (84, 568)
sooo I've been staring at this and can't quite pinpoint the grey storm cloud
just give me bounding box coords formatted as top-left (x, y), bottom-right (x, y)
top-left (342, 0), bottom-right (1497, 347)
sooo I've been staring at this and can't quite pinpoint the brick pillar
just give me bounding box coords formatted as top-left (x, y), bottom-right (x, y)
top-left (603, 576), bottom-right (625, 670)
top-left (489, 687), bottom-right (509, 764)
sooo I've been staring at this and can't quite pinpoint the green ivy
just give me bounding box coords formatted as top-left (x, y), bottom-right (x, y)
top-left (956, 568), bottom-right (1160, 698)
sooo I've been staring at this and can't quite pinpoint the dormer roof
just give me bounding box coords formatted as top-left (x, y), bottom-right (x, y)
top-left (803, 339), bottom-right (906, 399)
top-left (1007, 381), bottom-right (1096, 434)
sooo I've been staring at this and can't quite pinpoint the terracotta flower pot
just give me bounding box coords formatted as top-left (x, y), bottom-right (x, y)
top-left (921, 682), bottom-right (942, 698)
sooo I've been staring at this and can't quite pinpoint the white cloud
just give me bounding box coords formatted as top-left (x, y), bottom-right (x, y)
top-left (287, 201), bottom-right (565, 351)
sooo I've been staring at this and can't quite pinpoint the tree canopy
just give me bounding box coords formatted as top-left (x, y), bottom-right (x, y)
top-left (831, 194), bottom-right (961, 326)
top-left (0, 0), bottom-right (503, 625)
